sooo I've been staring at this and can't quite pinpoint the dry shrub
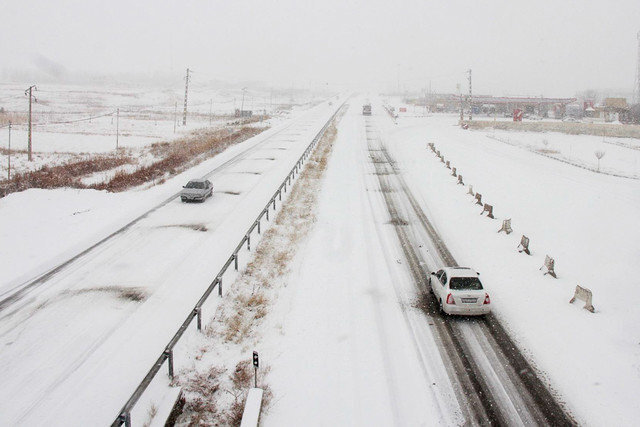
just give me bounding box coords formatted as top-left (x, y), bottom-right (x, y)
top-left (224, 313), bottom-right (244, 342)
top-left (0, 155), bottom-right (132, 198)
top-left (142, 404), bottom-right (158, 427)
top-left (465, 120), bottom-right (640, 138)
top-left (0, 125), bottom-right (267, 198)
top-left (93, 126), bottom-right (264, 192)
top-left (243, 292), bottom-right (267, 308)
top-left (0, 111), bottom-right (28, 126)
top-left (182, 366), bottom-right (225, 397)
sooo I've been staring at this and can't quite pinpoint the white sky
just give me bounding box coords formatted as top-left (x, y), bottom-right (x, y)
top-left (2, 0), bottom-right (640, 96)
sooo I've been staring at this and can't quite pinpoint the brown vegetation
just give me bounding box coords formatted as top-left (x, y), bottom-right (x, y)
top-left (175, 109), bottom-right (343, 426)
top-left (0, 111), bottom-right (28, 126)
top-left (0, 125), bottom-right (267, 198)
top-left (0, 155), bottom-right (132, 197)
top-left (93, 126), bottom-right (264, 192)
top-left (464, 119), bottom-right (640, 138)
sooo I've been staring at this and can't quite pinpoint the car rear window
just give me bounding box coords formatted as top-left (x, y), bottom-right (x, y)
top-left (449, 277), bottom-right (483, 290)
top-left (186, 181), bottom-right (205, 189)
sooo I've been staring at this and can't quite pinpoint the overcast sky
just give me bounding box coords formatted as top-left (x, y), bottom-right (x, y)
top-left (2, 0), bottom-right (640, 96)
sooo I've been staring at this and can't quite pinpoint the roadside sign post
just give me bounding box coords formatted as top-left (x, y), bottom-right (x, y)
top-left (253, 351), bottom-right (259, 388)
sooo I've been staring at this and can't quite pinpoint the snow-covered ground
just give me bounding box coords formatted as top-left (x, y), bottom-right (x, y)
top-left (0, 100), bottom-right (341, 425)
top-left (2, 94), bottom-right (638, 425)
top-left (378, 110), bottom-right (640, 425)
top-left (0, 82), bottom-right (329, 177)
top-left (484, 127), bottom-right (640, 178)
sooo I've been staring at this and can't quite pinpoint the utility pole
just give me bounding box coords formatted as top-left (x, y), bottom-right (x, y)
top-left (116, 108), bottom-right (120, 150)
top-left (467, 69), bottom-right (473, 121)
top-left (173, 101), bottom-right (177, 133)
top-left (635, 31), bottom-right (640, 104)
top-left (7, 122), bottom-right (11, 180)
top-left (182, 68), bottom-right (191, 126)
top-left (25, 85), bottom-right (36, 161)
top-left (240, 87), bottom-right (247, 124)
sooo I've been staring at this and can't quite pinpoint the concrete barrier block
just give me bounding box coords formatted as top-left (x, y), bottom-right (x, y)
top-left (518, 235), bottom-right (531, 255)
top-left (498, 218), bottom-right (512, 234)
top-left (481, 203), bottom-right (494, 219)
top-left (540, 255), bottom-right (557, 278)
top-left (569, 285), bottom-right (595, 312)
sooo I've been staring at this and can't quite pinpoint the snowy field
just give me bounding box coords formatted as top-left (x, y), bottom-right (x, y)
top-left (1, 96), bottom-right (638, 425)
top-left (0, 82), bottom-right (325, 177)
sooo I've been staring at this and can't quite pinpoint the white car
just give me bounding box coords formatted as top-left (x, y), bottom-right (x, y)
top-left (180, 178), bottom-right (213, 203)
top-left (429, 267), bottom-right (491, 316)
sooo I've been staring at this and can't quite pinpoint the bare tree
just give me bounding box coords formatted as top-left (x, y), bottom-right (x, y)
top-left (594, 150), bottom-right (606, 172)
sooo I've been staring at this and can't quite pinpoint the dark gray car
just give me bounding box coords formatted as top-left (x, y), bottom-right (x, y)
top-left (180, 179), bottom-right (213, 202)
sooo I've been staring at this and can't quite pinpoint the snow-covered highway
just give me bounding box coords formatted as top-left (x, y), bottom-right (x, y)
top-left (2, 97), bottom-right (639, 425)
top-left (0, 101), bottom-right (342, 425)
top-left (262, 101), bottom-right (574, 426)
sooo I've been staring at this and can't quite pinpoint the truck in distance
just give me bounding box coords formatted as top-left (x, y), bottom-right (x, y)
top-left (362, 104), bottom-right (372, 116)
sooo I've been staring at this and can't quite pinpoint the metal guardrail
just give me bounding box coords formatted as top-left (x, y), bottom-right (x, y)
top-left (112, 103), bottom-right (344, 427)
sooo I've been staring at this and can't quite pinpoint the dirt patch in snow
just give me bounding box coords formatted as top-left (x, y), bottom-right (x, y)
top-left (62, 286), bottom-right (149, 302)
top-left (160, 223), bottom-right (208, 232)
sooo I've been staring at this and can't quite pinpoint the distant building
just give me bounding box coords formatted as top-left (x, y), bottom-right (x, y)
top-left (413, 94), bottom-right (576, 117)
top-left (235, 109), bottom-right (253, 118)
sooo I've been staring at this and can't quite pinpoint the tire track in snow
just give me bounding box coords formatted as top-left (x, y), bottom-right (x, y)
top-left (365, 113), bottom-right (576, 426)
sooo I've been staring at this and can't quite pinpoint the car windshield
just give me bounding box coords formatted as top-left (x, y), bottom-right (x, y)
top-left (186, 181), bottom-right (205, 189)
top-left (449, 277), bottom-right (483, 290)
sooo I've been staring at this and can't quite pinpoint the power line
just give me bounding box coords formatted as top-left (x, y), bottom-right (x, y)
top-left (34, 110), bottom-right (115, 126)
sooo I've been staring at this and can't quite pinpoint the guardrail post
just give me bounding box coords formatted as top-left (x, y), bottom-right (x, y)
top-left (218, 277), bottom-right (223, 296)
top-left (196, 307), bottom-right (202, 331)
top-left (234, 253), bottom-right (238, 271)
top-left (266, 208), bottom-right (269, 221)
top-left (257, 220), bottom-right (261, 234)
top-left (165, 349), bottom-right (174, 378)
top-left (272, 198), bottom-right (276, 210)
top-left (121, 412), bottom-right (131, 427)
top-left (278, 189), bottom-right (282, 201)
top-left (246, 234), bottom-right (251, 251)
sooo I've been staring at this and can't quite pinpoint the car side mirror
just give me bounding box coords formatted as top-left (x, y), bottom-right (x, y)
top-left (430, 272), bottom-right (436, 275)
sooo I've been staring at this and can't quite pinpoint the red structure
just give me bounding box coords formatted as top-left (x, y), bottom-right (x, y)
top-left (513, 109), bottom-right (523, 121)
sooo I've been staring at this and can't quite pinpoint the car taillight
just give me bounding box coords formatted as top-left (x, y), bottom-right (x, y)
top-left (483, 293), bottom-right (490, 305)
top-left (446, 293), bottom-right (455, 305)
